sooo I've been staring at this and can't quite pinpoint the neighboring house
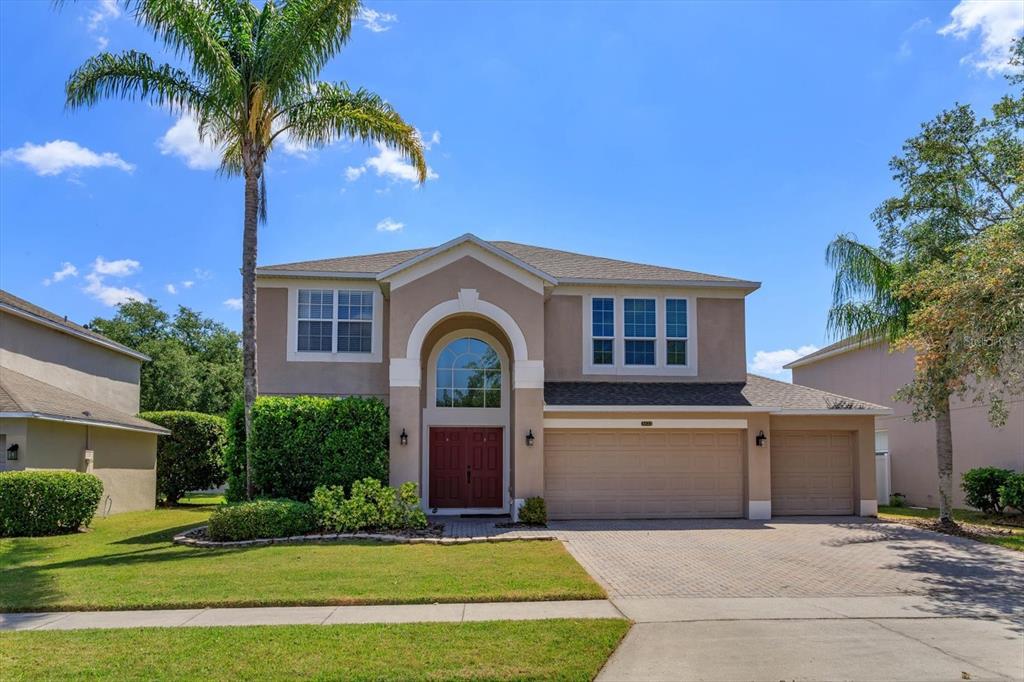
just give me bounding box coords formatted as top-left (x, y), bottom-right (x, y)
top-left (256, 234), bottom-right (889, 521)
top-left (0, 290), bottom-right (167, 513)
top-left (786, 339), bottom-right (1024, 508)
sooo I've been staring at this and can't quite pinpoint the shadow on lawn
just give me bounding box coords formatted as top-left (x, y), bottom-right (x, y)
top-left (829, 521), bottom-right (1024, 627)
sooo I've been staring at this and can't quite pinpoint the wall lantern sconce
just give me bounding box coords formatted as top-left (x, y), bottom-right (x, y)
top-left (6, 443), bottom-right (18, 460)
top-left (525, 430), bottom-right (535, 447)
top-left (399, 429), bottom-right (408, 446)
top-left (755, 431), bottom-right (767, 448)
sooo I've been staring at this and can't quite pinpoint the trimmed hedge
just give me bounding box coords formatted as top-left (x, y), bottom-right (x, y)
top-left (311, 479), bottom-right (427, 533)
top-left (961, 467), bottom-right (1014, 514)
top-left (0, 471), bottom-right (104, 537)
top-left (225, 396), bottom-right (389, 501)
top-left (141, 411), bottom-right (228, 505)
top-left (207, 499), bottom-right (316, 541)
top-left (999, 473), bottom-right (1024, 513)
top-left (518, 496), bottom-right (547, 525)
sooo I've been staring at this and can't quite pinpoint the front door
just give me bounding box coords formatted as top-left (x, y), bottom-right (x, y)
top-left (429, 427), bottom-right (503, 509)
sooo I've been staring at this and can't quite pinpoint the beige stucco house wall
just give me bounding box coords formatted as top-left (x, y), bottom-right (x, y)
top-left (790, 341), bottom-right (1024, 508)
top-left (0, 292), bottom-right (165, 514)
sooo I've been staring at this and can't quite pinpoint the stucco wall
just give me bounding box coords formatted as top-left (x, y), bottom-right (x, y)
top-left (543, 294), bottom-right (747, 382)
top-left (792, 343), bottom-right (1023, 507)
top-left (255, 286), bottom-right (390, 399)
top-left (0, 311), bottom-right (142, 413)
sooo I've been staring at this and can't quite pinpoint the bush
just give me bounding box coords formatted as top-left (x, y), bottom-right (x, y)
top-left (999, 473), bottom-right (1024, 513)
top-left (0, 471), bottom-right (104, 537)
top-left (889, 493), bottom-right (907, 508)
top-left (312, 479), bottom-right (427, 533)
top-left (225, 395), bottom-right (389, 501)
top-left (141, 411), bottom-right (228, 505)
top-left (961, 467), bottom-right (1014, 514)
top-left (518, 497), bottom-right (547, 525)
top-left (206, 499), bottom-right (316, 541)
top-left (224, 400), bottom-right (247, 502)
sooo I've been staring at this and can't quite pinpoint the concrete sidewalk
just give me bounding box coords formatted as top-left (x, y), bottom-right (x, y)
top-left (0, 599), bottom-right (622, 632)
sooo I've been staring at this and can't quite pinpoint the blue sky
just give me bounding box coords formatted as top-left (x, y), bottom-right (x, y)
top-left (1, 0), bottom-right (1021, 379)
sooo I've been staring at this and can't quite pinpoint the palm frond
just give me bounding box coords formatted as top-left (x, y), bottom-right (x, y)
top-left (282, 82), bottom-right (427, 182)
top-left (65, 50), bottom-right (215, 115)
top-left (260, 0), bottom-right (358, 97)
top-left (825, 234), bottom-right (911, 344)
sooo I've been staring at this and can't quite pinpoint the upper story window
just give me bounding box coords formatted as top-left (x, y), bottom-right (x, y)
top-left (435, 337), bottom-right (501, 408)
top-left (666, 298), bottom-right (687, 365)
top-left (297, 289), bottom-right (373, 354)
top-left (591, 297), bottom-right (614, 365)
top-left (623, 298), bottom-right (656, 365)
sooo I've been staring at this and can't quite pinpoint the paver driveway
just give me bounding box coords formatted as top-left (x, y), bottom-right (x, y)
top-left (543, 518), bottom-right (1024, 681)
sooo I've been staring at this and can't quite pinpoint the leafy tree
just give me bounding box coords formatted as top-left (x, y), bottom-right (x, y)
top-left (89, 299), bottom-right (242, 415)
top-left (64, 0), bottom-right (427, 498)
top-left (827, 41), bottom-right (1022, 524)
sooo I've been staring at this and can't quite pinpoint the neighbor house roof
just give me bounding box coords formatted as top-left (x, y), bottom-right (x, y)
top-left (543, 374), bottom-right (890, 414)
top-left (0, 289), bottom-right (149, 362)
top-left (783, 336), bottom-right (886, 370)
top-left (0, 367), bottom-right (168, 434)
top-left (257, 234), bottom-right (760, 289)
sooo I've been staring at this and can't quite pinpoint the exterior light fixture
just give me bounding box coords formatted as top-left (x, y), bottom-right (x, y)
top-left (525, 429), bottom-right (535, 447)
top-left (400, 429), bottom-right (408, 446)
top-left (6, 443), bottom-right (18, 460)
top-left (755, 431), bottom-right (767, 448)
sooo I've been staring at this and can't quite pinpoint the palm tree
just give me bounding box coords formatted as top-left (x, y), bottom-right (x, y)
top-left (63, 0), bottom-right (427, 497)
top-left (824, 236), bottom-right (961, 524)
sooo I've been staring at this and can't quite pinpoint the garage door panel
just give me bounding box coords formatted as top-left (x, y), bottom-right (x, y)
top-left (772, 430), bottom-right (854, 515)
top-left (544, 429), bottom-right (744, 520)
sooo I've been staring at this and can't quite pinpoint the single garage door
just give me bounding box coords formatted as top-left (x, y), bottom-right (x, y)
top-left (772, 430), bottom-right (854, 515)
top-left (545, 429), bottom-right (744, 520)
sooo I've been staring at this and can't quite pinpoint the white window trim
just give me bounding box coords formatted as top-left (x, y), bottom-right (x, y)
top-left (286, 281), bottom-right (383, 363)
top-left (665, 297), bottom-right (689, 367)
top-left (590, 296), bottom-right (615, 368)
top-left (582, 294), bottom-right (698, 376)
top-left (622, 297), bottom-right (657, 368)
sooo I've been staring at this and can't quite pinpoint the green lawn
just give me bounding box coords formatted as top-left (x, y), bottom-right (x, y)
top-left (879, 506), bottom-right (1024, 552)
top-left (0, 504), bottom-right (604, 612)
top-left (0, 619), bottom-right (630, 681)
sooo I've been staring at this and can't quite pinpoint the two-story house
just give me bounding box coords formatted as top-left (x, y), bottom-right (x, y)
top-left (0, 290), bottom-right (167, 513)
top-left (256, 234), bottom-right (888, 520)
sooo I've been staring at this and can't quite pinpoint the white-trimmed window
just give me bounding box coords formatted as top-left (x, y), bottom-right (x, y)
top-left (665, 298), bottom-right (687, 365)
top-left (591, 297), bottom-right (614, 365)
top-left (623, 298), bottom-right (656, 365)
top-left (297, 289), bottom-right (334, 352)
top-left (435, 337), bottom-right (502, 408)
top-left (336, 290), bottom-right (373, 353)
top-left (292, 287), bottom-right (379, 360)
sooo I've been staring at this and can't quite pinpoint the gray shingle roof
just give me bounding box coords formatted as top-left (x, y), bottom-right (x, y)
top-left (259, 238), bottom-right (755, 285)
top-left (544, 374), bottom-right (888, 411)
top-left (783, 336), bottom-right (884, 369)
top-left (0, 367), bottom-right (168, 434)
top-left (0, 289), bottom-right (148, 361)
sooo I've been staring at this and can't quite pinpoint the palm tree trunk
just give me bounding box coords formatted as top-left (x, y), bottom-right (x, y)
top-left (242, 165), bottom-right (260, 500)
top-left (935, 394), bottom-right (954, 525)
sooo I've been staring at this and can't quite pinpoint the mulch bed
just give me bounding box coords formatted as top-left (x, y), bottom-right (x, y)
top-left (882, 516), bottom-right (1020, 545)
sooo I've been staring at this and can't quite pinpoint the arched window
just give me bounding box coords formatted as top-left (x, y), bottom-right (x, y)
top-left (435, 337), bottom-right (501, 408)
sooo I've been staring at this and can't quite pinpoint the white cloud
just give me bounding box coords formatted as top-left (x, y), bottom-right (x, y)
top-left (939, 1), bottom-right (1024, 74)
top-left (182, 280), bottom-right (195, 289)
top-left (364, 141), bottom-right (438, 183)
top-left (376, 217), bottom-right (404, 233)
top-left (749, 345), bottom-right (820, 378)
top-left (1, 140), bottom-right (134, 176)
top-left (92, 256), bottom-right (140, 277)
top-left (43, 262), bottom-right (79, 286)
top-left (158, 115), bottom-right (222, 170)
top-left (84, 273), bottom-right (145, 307)
top-left (421, 129), bottom-right (441, 150)
top-left (96, 35), bottom-right (109, 50)
top-left (86, 0), bottom-right (119, 50)
top-left (345, 165), bottom-right (366, 181)
top-left (193, 268), bottom-right (213, 281)
top-left (165, 283), bottom-right (178, 295)
top-left (223, 298), bottom-right (243, 310)
top-left (358, 8), bottom-right (398, 32)
top-left (279, 132), bottom-right (311, 158)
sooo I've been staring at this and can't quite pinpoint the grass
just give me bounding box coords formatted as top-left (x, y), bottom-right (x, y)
top-left (178, 491), bottom-right (226, 506)
top-left (879, 506), bottom-right (1024, 552)
top-left (0, 504), bottom-right (604, 612)
top-left (0, 619), bottom-right (630, 681)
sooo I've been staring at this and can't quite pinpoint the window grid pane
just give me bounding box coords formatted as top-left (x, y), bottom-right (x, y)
top-left (298, 320), bottom-right (332, 352)
top-left (667, 339), bottom-right (688, 366)
top-left (625, 339), bottom-right (655, 365)
top-left (592, 338), bottom-right (613, 365)
top-left (434, 337), bottom-right (501, 408)
top-left (666, 299), bottom-right (688, 339)
top-left (591, 297), bottom-right (614, 337)
top-left (298, 289), bottom-right (334, 320)
top-left (624, 299), bottom-right (656, 338)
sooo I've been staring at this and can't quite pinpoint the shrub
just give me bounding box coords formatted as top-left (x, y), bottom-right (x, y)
top-left (225, 395), bottom-right (389, 501)
top-left (224, 400), bottom-right (247, 502)
top-left (312, 479), bottom-right (427, 533)
top-left (206, 499), bottom-right (316, 541)
top-left (889, 493), bottom-right (907, 508)
top-left (0, 471), bottom-right (104, 537)
top-left (141, 411), bottom-right (228, 505)
top-left (961, 467), bottom-right (1014, 514)
top-left (999, 473), bottom-right (1024, 513)
top-left (518, 496), bottom-right (547, 525)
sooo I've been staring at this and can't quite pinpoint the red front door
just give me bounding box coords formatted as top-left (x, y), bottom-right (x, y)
top-left (429, 427), bottom-right (503, 509)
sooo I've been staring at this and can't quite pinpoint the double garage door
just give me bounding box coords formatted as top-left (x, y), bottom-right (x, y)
top-left (544, 428), bottom-right (856, 519)
top-left (545, 429), bottom-right (744, 520)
